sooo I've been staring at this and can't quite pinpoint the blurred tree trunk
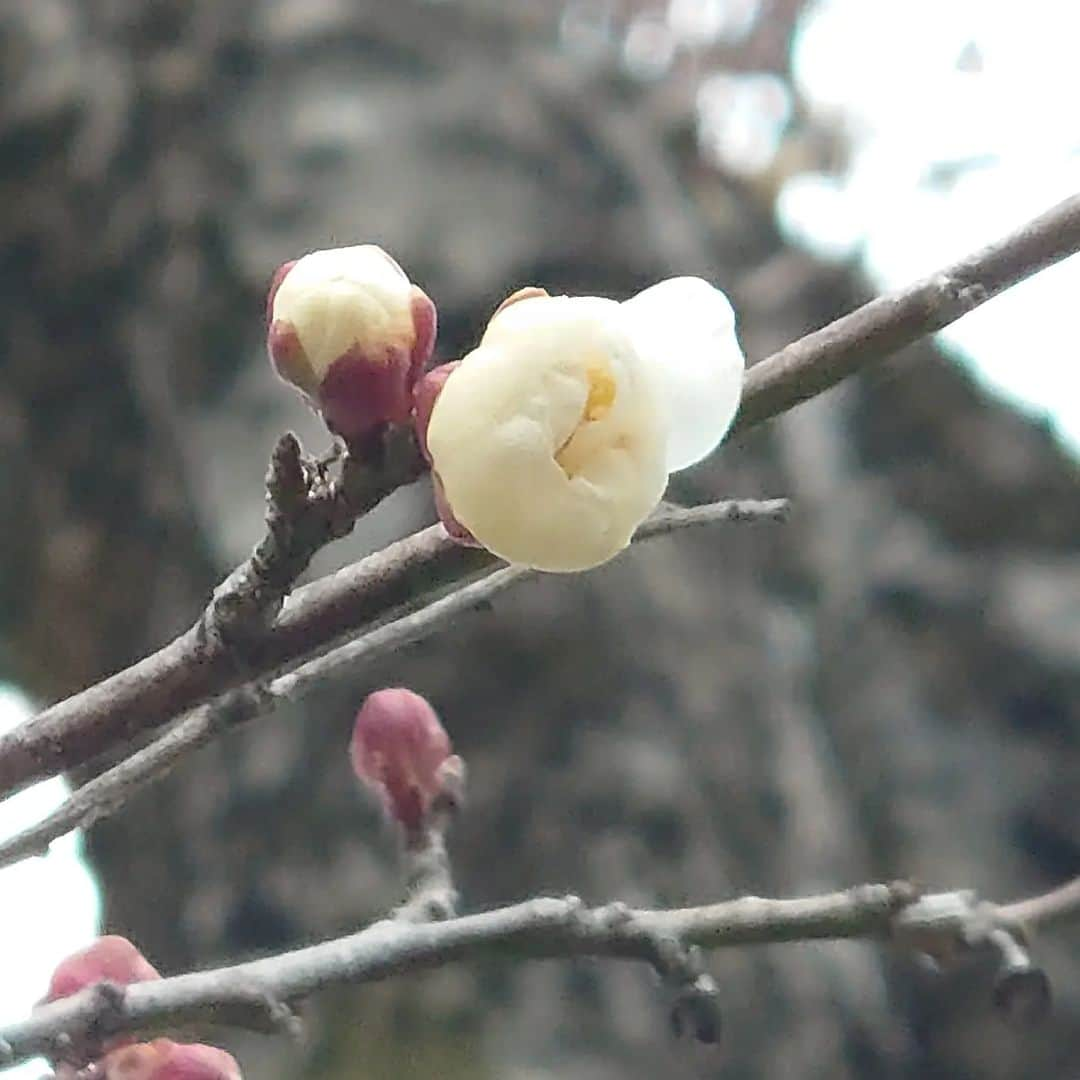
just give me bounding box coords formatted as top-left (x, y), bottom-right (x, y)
top-left (1, 3), bottom-right (1076, 1078)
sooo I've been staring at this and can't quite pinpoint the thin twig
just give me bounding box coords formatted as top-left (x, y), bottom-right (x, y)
top-left (731, 192), bottom-right (1080, 433)
top-left (3, 192), bottom-right (1079, 797)
top-left (999, 875), bottom-right (1080, 931)
top-left (0, 500), bottom-right (788, 868)
top-left (2, 879), bottom-right (1074, 1069)
top-left (0, 689), bottom-right (268, 866)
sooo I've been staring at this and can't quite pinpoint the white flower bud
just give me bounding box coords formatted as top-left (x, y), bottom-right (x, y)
top-left (266, 245), bottom-right (436, 441)
top-left (425, 294), bottom-right (668, 572)
top-left (620, 276), bottom-right (745, 472)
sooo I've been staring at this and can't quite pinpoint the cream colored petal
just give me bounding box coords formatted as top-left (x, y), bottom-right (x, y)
top-left (621, 276), bottom-right (746, 472)
top-left (271, 245), bottom-right (415, 380)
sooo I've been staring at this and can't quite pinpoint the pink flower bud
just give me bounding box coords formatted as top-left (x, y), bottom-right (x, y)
top-left (266, 245), bottom-right (437, 443)
top-left (412, 363), bottom-right (479, 546)
top-left (46, 936), bottom-right (160, 1003)
top-left (103, 1040), bottom-right (169, 1080)
top-left (105, 1041), bottom-right (242, 1080)
top-left (350, 688), bottom-right (455, 835)
top-left (412, 362), bottom-right (459, 465)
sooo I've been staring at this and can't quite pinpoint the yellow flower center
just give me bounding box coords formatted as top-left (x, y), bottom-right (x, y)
top-left (583, 362), bottom-right (617, 421)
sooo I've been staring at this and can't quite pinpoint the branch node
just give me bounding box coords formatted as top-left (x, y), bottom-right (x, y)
top-left (240, 981), bottom-right (304, 1041)
top-left (92, 980), bottom-right (127, 1021)
top-left (986, 928), bottom-right (1051, 1026)
top-left (71, 980), bottom-right (130, 1061)
top-left (992, 964), bottom-right (1051, 1027)
top-left (396, 822), bottom-right (459, 923)
top-left (884, 879), bottom-right (923, 910)
top-left (595, 901), bottom-right (634, 931)
top-left (561, 895), bottom-right (586, 921)
top-left (670, 973), bottom-right (722, 1046)
top-left (611, 914), bottom-right (724, 1047)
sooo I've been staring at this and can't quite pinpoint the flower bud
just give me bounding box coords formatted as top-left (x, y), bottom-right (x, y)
top-left (425, 294), bottom-right (668, 572)
top-left (413, 362), bottom-right (478, 546)
top-left (46, 936), bottom-right (160, 1003)
top-left (105, 1040), bottom-right (242, 1080)
top-left (620, 276), bottom-right (745, 472)
top-left (267, 245), bottom-right (437, 442)
top-left (350, 688), bottom-right (456, 836)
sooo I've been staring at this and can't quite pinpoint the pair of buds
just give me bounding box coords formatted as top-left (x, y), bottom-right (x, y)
top-left (268, 247), bottom-right (747, 572)
top-left (42, 938), bottom-right (241, 1079)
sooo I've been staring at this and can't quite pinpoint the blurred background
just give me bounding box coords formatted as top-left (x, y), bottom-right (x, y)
top-left (1, 1), bottom-right (1078, 1077)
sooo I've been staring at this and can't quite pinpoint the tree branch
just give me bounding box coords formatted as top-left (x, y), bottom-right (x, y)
top-left (998, 875), bottom-right (1080, 931)
top-left (199, 427), bottom-right (424, 652)
top-left (2, 191), bottom-right (1079, 799)
top-left (0, 500), bottom-right (788, 868)
top-left (731, 192), bottom-right (1080, 433)
top-left (3, 878), bottom-right (1074, 1070)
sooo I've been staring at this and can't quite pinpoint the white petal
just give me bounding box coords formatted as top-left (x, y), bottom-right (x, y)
top-left (621, 276), bottom-right (746, 472)
top-left (427, 295), bottom-right (668, 572)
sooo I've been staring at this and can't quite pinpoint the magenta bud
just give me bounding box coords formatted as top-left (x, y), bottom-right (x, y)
top-left (265, 246), bottom-right (438, 443)
top-left (412, 362), bottom-right (479, 546)
top-left (350, 688), bottom-right (455, 836)
top-left (105, 1041), bottom-right (242, 1080)
top-left (412, 362), bottom-right (460, 464)
top-left (46, 936), bottom-right (160, 1003)
top-left (431, 471), bottom-right (480, 547)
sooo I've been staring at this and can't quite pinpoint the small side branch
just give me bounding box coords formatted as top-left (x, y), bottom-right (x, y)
top-left (999, 875), bottom-right (1080, 931)
top-left (3, 878), bottom-right (1074, 1070)
top-left (200, 427), bottom-right (425, 651)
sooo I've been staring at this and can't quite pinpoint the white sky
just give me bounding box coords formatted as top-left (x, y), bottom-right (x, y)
top-left (0, 687), bottom-right (100, 1078)
top-left (778, 0), bottom-right (1080, 453)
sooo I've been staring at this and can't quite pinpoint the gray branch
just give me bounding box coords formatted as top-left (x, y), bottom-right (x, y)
top-left (0, 500), bottom-right (788, 869)
top-left (731, 191), bottom-right (1080, 433)
top-left (2, 878), bottom-right (1075, 1070)
top-left (2, 191), bottom-right (1079, 797)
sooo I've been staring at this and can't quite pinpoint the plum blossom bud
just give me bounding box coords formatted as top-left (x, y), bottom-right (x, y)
top-left (350, 688), bottom-right (457, 836)
top-left (266, 245), bottom-right (437, 442)
top-left (46, 936), bottom-right (160, 1003)
top-left (620, 276), bottom-right (746, 471)
top-left (104, 1040), bottom-right (242, 1080)
top-left (424, 294), bottom-right (668, 572)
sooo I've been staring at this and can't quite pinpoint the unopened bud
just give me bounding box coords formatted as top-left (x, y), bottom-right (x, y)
top-left (46, 936), bottom-right (160, 1003)
top-left (105, 1040), bottom-right (242, 1080)
top-left (350, 688), bottom-right (456, 836)
top-left (267, 245), bottom-right (437, 443)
